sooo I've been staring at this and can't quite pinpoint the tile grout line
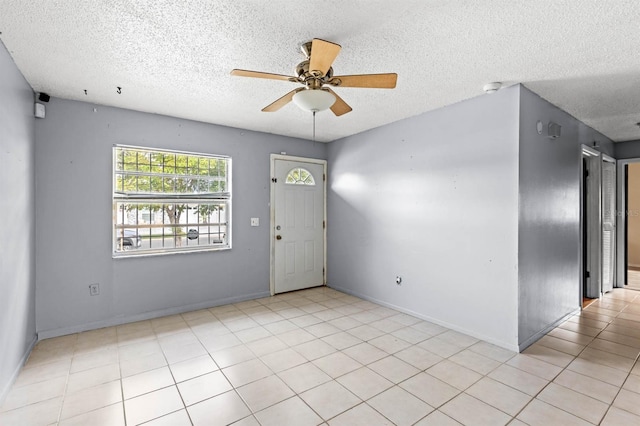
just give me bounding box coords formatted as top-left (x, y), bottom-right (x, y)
top-left (591, 293), bottom-right (640, 425)
top-left (588, 293), bottom-right (640, 425)
top-left (8, 287), bottom-right (640, 425)
top-left (117, 342), bottom-right (127, 426)
top-left (200, 289), bottom-right (352, 424)
top-left (509, 292), bottom-right (640, 425)
top-left (54, 339), bottom-right (75, 426)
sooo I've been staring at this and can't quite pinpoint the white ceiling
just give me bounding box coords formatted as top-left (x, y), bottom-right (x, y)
top-left (1, 0), bottom-right (639, 143)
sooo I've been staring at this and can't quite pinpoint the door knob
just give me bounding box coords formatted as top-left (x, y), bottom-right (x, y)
top-left (276, 235), bottom-right (282, 240)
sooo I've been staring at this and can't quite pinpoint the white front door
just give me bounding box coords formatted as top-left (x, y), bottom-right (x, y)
top-left (271, 156), bottom-right (325, 294)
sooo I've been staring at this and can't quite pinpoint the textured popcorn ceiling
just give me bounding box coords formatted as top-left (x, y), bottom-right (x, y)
top-left (1, 0), bottom-right (639, 142)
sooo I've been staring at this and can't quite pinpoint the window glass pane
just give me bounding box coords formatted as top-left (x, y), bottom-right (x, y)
top-left (138, 152), bottom-right (151, 172)
top-left (150, 176), bottom-right (163, 192)
top-left (162, 177), bottom-right (173, 192)
top-left (114, 147), bottom-right (230, 196)
top-left (123, 152), bottom-right (137, 171)
top-left (285, 167), bottom-right (316, 185)
top-left (198, 158), bottom-right (209, 175)
top-left (163, 154), bottom-right (175, 174)
top-left (151, 152), bottom-right (163, 168)
top-left (115, 149), bottom-right (125, 171)
top-left (138, 176), bottom-right (150, 192)
top-left (113, 146), bottom-right (231, 256)
top-left (187, 157), bottom-right (198, 174)
top-left (114, 200), bottom-right (229, 253)
top-left (176, 177), bottom-right (189, 193)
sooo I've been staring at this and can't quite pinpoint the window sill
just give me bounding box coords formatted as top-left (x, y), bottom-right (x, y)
top-left (112, 245), bottom-right (231, 259)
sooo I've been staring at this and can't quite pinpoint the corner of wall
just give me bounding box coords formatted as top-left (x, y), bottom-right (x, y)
top-left (33, 97), bottom-right (327, 338)
top-left (327, 85), bottom-right (521, 350)
top-left (0, 335), bottom-right (37, 404)
top-left (516, 85), bottom-right (615, 348)
top-left (614, 139), bottom-right (640, 160)
top-left (0, 40), bottom-right (37, 405)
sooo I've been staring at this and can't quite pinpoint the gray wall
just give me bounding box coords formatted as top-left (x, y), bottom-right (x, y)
top-left (327, 86), bottom-right (521, 350)
top-left (35, 98), bottom-right (326, 338)
top-left (517, 86), bottom-right (614, 349)
top-left (0, 42), bottom-right (37, 402)
top-left (614, 139), bottom-right (640, 160)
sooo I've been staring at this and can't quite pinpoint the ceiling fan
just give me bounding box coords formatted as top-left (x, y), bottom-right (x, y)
top-left (231, 38), bottom-right (397, 116)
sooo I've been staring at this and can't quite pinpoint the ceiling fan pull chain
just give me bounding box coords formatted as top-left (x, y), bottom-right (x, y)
top-left (313, 111), bottom-right (316, 142)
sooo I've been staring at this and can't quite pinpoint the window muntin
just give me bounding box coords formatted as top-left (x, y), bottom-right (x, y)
top-left (113, 146), bottom-right (231, 256)
top-left (285, 167), bottom-right (315, 185)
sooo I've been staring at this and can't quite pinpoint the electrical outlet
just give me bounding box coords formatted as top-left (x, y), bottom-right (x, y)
top-left (250, 217), bottom-right (259, 227)
top-left (395, 276), bottom-right (402, 285)
top-left (89, 283), bottom-right (100, 296)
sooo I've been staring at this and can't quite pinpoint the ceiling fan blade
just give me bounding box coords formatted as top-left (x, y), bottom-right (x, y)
top-left (330, 73), bottom-right (397, 89)
top-left (325, 88), bottom-right (352, 116)
top-left (309, 39), bottom-right (341, 77)
top-left (231, 69), bottom-right (295, 82)
top-left (262, 88), bottom-right (305, 112)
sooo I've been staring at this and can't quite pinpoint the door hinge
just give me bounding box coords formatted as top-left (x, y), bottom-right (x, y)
top-left (323, 220), bottom-right (325, 229)
top-left (323, 174), bottom-right (326, 182)
top-left (271, 177), bottom-right (277, 183)
top-left (323, 267), bottom-right (325, 276)
top-left (586, 271), bottom-right (590, 278)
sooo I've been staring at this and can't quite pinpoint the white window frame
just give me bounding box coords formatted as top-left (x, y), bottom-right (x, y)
top-left (112, 145), bottom-right (232, 257)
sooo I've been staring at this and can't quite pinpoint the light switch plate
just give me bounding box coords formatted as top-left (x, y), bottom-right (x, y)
top-left (250, 217), bottom-right (259, 227)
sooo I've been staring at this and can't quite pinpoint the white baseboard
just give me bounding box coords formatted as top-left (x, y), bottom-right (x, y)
top-left (0, 334), bottom-right (37, 405)
top-left (328, 284), bottom-right (520, 353)
top-left (37, 291), bottom-right (271, 340)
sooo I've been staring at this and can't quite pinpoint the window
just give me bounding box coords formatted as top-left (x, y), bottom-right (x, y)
top-left (285, 167), bottom-right (316, 185)
top-left (113, 145), bottom-right (231, 256)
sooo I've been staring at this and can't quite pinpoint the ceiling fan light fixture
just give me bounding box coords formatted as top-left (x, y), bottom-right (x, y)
top-left (292, 89), bottom-right (336, 112)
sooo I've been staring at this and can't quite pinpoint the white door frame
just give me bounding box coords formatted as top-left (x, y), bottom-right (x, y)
top-left (581, 145), bottom-right (602, 301)
top-left (616, 158), bottom-right (640, 288)
top-left (270, 154), bottom-right (327, 296)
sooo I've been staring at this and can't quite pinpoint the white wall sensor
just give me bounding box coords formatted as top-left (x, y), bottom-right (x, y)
top-left (35, 102), bottom-right (45, 118)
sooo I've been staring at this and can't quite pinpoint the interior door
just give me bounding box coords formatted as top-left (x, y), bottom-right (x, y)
top-left (582, 157), bottom-right (591, 299)
top-left (582, 146), bottom-right (603, 300)
top-left (602, 156), bottom-right (616, 293)
top-left (272, 157), bottom-right (325, 294)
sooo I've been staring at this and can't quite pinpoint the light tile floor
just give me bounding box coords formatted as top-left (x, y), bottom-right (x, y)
top-left (2, 286), bottom-right (640, 425)
top-left (626, 270), bottom-right (640, 291)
